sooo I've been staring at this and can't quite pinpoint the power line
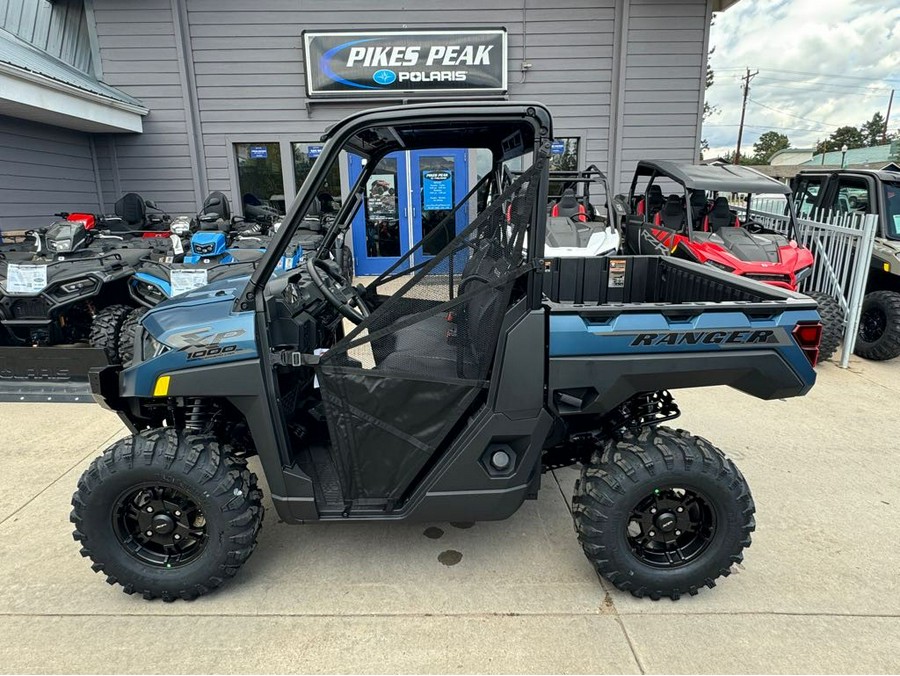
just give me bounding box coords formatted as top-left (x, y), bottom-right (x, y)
top-left (747, 98), bottom-right (840, 127)
top-left (752, 76), bottom-right (894, 93)
top-left (705, 124), bottom-right (834, 133)
top-left (715, 66), bottom-right (900, 84)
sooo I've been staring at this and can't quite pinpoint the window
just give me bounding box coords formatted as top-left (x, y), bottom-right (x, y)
top-left (883, 182), bottom-right (900, 239)
top-left (293, 142), bottom-right (343, 216)
top-left (548, 137), bottom-right (580, 201)
top-left (830, 177), bottom-right (871, 215)
top-left (793, 176), bottom-right (823, 217)
top-left (361, 155), bottom-right (402, 258)
top-left (234, 143), bottom-right (285, 217)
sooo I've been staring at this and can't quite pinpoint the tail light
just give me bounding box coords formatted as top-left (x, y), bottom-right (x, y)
top-left (792, 321), bottom-right (823, 366)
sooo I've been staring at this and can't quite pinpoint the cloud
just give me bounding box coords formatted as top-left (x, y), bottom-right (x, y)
top-left (703, 0), bottom-right (900, 156)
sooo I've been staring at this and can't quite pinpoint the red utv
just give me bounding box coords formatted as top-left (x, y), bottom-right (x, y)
top-left (619, 160), bottom-right (842, 360)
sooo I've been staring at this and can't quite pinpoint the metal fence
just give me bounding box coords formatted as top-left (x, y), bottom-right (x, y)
top-left (747, 198), bottom-right (878, 367)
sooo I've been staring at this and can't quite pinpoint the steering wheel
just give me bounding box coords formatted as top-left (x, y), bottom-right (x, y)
top-left (306, 255), bottom-right (370, 324)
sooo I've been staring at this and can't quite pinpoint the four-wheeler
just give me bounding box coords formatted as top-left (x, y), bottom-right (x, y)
top-left (60, 192), bottom-right (172, 238)
top-left (618, 160), bottom-right (843, 361)
top-left (74, 102), bottom-right (821, 603)
top-left (791, 168), bottom-right (900, 360)
top-left (0, 220), bottom-right (176, 361)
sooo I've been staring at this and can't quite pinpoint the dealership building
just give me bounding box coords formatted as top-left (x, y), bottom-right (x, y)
top-left (1, 0), bottom-right (737, 274)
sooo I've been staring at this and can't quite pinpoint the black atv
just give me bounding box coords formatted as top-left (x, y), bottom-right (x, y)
top-left (0, 220), bottom-right (175, 361)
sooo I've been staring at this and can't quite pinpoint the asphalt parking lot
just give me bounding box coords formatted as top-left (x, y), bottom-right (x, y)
top-left (1, 356), bottom-right (898, 674)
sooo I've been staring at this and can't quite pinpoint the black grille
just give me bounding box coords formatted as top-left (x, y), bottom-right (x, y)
top-left (11, 297), bottom-right (50, 319)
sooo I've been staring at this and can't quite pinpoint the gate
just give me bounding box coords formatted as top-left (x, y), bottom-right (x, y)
top-left (748, 198), bottom-right (878, 367)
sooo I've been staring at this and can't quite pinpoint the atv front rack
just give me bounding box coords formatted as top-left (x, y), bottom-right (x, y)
top-left (0, 346), bottom-right (109, 403)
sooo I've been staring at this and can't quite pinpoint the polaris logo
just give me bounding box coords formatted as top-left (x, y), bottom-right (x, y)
top-left (630, 330), bottom-right (777, 347)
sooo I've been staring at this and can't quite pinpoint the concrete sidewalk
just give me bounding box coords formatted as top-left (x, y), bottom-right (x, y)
top-left (0, 358), bottom-right (898, 673)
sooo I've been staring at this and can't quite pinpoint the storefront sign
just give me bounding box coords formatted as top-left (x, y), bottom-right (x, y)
top-left (303, 29), bottom-right (507, 98)
top-left (551, 140), bottom-right (566, 155)
top-left (307, 145), bottom-right (323, 158)
top-left (249, 146), bottom-right (268, 159)
top-left (422, 170), bottom-right (453, 211)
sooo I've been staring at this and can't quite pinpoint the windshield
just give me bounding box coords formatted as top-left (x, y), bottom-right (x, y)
top-left (884, 182), bottom-right (900, 239)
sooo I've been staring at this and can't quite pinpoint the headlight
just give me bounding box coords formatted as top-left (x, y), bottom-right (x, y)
top-left (140, 327), bottom-right (166, 360)
top-left (60, 278), bottom-right (94, 294)
top-left (795, 265), bottom-right (813, 283)
top-left (704, 259), bottom-right (735, 273)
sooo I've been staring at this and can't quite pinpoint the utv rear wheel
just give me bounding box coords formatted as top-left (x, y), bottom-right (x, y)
top-left (573, 426), bottom-right (754, 600)
top-left (118, 308), bottom-right (147, 365)
top-left (807, 292), bottom-right (843, 362)
top-left (89, 304), bottom-right (132, 363)
top-left (71, 428), bottom-right (264, 601)
top-left (854, 290), bottom-right (900, 361)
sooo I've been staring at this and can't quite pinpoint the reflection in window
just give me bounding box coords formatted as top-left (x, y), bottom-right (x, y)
top-left (292, 143), bottom-right (343, 216)
top-left (235, 143), bottom-right (285, 219)
top-left (363, 156), bottom-right (401, 258)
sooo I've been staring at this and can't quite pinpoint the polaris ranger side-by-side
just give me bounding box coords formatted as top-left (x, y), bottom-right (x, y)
top-left (72, 103), bottom-right (821, 602)
top-left (792, 168), bottom-right (900, 360)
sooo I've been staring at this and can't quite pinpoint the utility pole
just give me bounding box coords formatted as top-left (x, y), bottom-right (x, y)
top-left (734, 67), bottom-right (758, 165)
top-left (883, 89), bottom-right (894, 145)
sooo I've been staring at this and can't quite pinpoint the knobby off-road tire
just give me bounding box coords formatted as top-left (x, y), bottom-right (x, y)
top-left (854, 290), bottom-right (900, 361)
top-left (341, 245), bottom-right (354, 283)
top-left (117, 307), bottom-right (147, 365)
top-left (807, 291), bottom-right (843, 363)
top-left (89, 304), bottom-right (132, 363)
top-left (573, 426), bottom-right (755, 601)
top-left (71, 428), bottom-right (264, 601)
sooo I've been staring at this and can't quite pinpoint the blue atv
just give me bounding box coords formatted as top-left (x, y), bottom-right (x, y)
top-left (75, 103), bottom-right (823, 603)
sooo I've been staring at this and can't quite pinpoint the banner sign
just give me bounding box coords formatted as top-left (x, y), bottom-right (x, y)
top-left (422, 170), bottom-right (453, 211)
top-left (303, 29), bottom-right (507, 98)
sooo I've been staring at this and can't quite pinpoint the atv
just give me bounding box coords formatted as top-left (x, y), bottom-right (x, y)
top-left (791, 168), bottom-right (900, 361)
top-left (73, 102), bottom-right (822, 603)
top-left (0, 219), bottom-right (175, 362)
top-left (619, 160), bottom-right (843, 361)
top-left (58, 192), bottom-right (173, 239)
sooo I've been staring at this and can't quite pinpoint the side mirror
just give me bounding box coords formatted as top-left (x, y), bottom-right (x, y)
top-left (145, 200), bottom-right (159, 210)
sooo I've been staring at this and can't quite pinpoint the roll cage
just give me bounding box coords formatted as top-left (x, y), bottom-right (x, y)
top-left (627, 160), bottom-right (799, 240)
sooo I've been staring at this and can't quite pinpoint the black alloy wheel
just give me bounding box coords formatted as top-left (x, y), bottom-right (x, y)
top-left (626, 487), bottom-right (715, 568)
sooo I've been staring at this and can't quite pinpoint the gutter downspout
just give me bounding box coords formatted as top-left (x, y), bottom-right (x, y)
top-left (608, 0), bottom-right (629, 193)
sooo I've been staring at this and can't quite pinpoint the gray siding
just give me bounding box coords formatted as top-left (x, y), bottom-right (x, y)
top-left (86, 0), bottom-right (710, 208)
top-left (186, 0), bottom-right (615, 205)
top-left (92, 0), bottom-right (198, 215)
top-left (0, 114), bottom-right (100, 231)
top-left (617, 0), bottom-right (709, 188)
top-left (0, 0), bottom-right (94, 73)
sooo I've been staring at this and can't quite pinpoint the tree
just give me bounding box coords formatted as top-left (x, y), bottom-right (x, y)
top-left (859, 111), bottom-right (895, 147)
top-left (815, 126), bottom-right (866, 154)
top-left (752, 131), bottom-right (790, 164)
top-left (700, 29), bottom-right (717, 156)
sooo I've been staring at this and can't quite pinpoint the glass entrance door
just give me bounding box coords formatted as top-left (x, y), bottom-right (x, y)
top-left (348, 152), bottom-right (410, 276)
top-left (409, 149), bottom-right (469, 265)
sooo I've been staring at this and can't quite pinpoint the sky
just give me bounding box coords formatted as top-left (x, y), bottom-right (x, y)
top-left (703, 0), bottom-right (900, 159)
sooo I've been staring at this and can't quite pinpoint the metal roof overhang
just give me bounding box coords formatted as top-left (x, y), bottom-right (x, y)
top-left (0, 63), bottom-right (147, 133)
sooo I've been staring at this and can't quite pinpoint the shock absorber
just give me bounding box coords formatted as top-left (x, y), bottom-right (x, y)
top-left (184, 398), bottom-right (210, 433)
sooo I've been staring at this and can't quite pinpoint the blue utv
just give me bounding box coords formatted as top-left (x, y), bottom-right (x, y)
top-left (74, 102), bottom-right (823, 603)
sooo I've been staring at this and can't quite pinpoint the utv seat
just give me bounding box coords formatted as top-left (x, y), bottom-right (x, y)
top-left (201, 191), bottom-right (232, 222)
top-left (704, 197), bottom-right (740, 232)
top-left (378, 241), bottom-right (513, 379)
top-left (655, 195), bottom-right (686, 231)
top-left (551, 189), bottom-right (587, 222)
top-left (637, 185), bottom-right (664, 220)
top-left (690, 190), bottom-right (708, 230)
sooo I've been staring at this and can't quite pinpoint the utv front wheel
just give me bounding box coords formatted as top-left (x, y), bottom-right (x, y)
top-left (89, 304), bottom-right (132, 363)
top-left (854, 290), bottom-right (900, 361)
top-left (807, 291), bottom-right (843, 362)
top-left (117, 308), bottom-right (147, 365)
top-left (573, 426), bottom-right (754, 600)
top-left (71, 428), bottom-right (264, 601)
